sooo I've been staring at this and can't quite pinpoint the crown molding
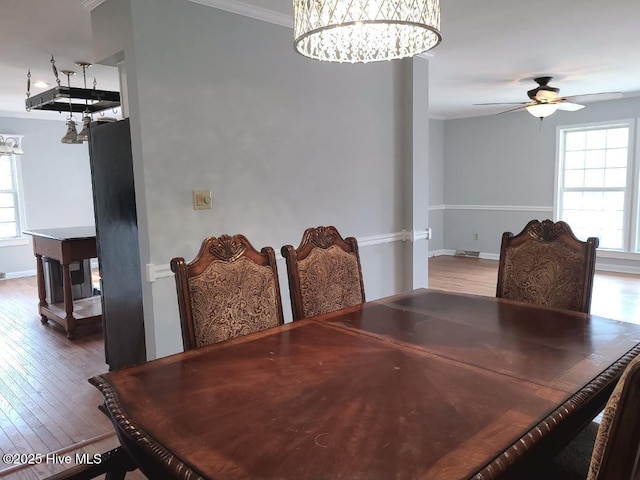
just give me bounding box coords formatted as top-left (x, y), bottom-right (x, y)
top-left (82, 0), bottom-right (107, 10)
top-left (85, 1), bottom-right (436, 59)
top-left (82, 0), bottom-right (292, 27)
top-left (187, 0), bottom-right (293, 28)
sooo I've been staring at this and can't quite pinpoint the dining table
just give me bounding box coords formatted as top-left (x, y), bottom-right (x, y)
top-left (90, 289), bottom-right (640, 480)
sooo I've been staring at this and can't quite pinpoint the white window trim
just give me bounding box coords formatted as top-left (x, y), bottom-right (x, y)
top-left (633, 120), bottom-right (640, 251)
top-left (554, 119), bottom-right (638, 253)
top-left (0, 134), bottom-right (27, 247)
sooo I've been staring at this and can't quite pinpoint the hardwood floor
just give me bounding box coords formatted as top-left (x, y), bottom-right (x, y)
top-left (0, 259), bottom-right (638, 478)
top-left (428, 255), bottom-right (640, 324)
top-left (0, 276), bottom-right (144, 479)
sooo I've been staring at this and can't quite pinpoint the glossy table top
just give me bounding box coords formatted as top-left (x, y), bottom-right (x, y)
top-left (91, 289), bottom-right (640, 480)
top-left (23, 226), bottom-right (96, 240)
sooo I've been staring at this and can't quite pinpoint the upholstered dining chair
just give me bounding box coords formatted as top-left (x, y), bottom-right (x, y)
top-left (170, 234), bottom-right (284, 351)
top-left (281, 225), bottom-right (365, 321)
top-left (519, 352), bottom-right (640, 480)
top-left (496, 219), bottom-right (599, 313)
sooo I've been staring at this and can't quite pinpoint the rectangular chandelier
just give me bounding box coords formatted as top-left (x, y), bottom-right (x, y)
top-left (25, 86), bottom-right (120, 114)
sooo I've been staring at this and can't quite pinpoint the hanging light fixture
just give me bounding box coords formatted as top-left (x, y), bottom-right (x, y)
top-left (59, 69), bottom-right (83, 144)
top-left (76, 62), bottom-right (93, 142)
top-left (0, 136), bottom-right (24, 156)
top-left (293, 0), bottom-right (442, 63)
top-left (525, 102), bottom-right (561, 119)
top-left (25, 56), bottom-right (121, 143)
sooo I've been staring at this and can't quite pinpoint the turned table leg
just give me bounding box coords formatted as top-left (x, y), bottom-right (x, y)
top-left (62, 262), bottom-right (77, 339)
top-left (35, 254), bottom-right (48, 324)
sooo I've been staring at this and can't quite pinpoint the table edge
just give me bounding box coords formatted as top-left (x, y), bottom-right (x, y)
top-left (89, 374), bottom-right (206, 480)
top-left (23, 227), bottom-right (96, 241)
top-left (471, 342), bottom-right (640, 479)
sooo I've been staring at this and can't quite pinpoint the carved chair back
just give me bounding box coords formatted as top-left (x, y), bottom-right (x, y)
top-left (587, 353), bottom-right (640, 480)
top-left (281, 226), bottom-right (365, 321)
top-left (170, 234), bottom-right (284, 350)
top-left (496, 219), bottom-right (599, 313)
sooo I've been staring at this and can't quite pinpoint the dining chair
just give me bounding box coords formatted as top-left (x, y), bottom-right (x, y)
top-left (281, 225), bottom-right (365, 321)
top-left (170, 234), bottom-right (284, 350)
top-left (586, 352), bottom-right (640, 479)
top-left (496, 219), bottom-right (599, 313)
top-left (519, 352), bottom-right (640, 480)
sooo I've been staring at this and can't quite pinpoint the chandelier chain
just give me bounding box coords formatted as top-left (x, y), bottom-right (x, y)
top-left (51, 55), bottom-right (60, 87)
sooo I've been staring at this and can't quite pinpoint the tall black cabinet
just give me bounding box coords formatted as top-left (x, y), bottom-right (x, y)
top-left (88, 118), bottom-right (146, 370)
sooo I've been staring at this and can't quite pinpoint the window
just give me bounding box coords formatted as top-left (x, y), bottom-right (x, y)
top-left (556, 121), bottom-right (637, 251)
top-left (0, 139), bottom-right (24, 240)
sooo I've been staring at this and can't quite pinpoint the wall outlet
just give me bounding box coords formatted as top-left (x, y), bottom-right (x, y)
top-left (474, 233), bottom-right (479, 240)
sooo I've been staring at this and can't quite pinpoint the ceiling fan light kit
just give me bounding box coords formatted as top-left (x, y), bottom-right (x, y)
top-left (525, 102), bottom-right (560, 118)
top-left (475, 76), bottom-right (619, 120)
top-left (293, 0), bottom-right (442, 63)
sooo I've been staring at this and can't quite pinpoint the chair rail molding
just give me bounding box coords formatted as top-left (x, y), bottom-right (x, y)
top-left (445, 204), bottom-right (553, 212)
top-left (145, 229), bottom-right (431, 282)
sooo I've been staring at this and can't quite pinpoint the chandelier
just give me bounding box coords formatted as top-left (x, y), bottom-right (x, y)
top-left (293, 0), bottom-right (442, 63)
top-left (0, 136), bottom-right (24, 156)
top-left (25, 56), bottom-right (121, 144)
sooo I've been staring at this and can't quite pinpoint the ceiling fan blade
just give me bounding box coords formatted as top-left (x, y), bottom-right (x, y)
top-left (496, 105), bottom-right (527, 115)
top-left (557, 101), bottom-right (585, 112)
top-left (473, 102), bottom-right (528, 106)
top-left (563, 92), bottom-right (623, 103)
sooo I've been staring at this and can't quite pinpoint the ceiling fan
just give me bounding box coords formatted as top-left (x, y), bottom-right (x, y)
top-left (475, 76), bottom-right (623, 119)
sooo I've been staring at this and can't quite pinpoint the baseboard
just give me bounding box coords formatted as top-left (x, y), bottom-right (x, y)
top-left (3, 269), bottom-right (37, 280)
top-left (430, 251), bottom-right (640, 275)
top-left (429, 250), bottom-right (499, 261)
top-left (596, 262), bottom-right (640, 275)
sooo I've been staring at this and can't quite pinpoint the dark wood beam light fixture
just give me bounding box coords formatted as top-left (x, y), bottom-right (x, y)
top-left (25, 56), bottom-right (121, 144)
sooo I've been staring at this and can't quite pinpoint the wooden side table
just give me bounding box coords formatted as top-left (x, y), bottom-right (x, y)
top-left (24, 227), bottom-right (102, 339)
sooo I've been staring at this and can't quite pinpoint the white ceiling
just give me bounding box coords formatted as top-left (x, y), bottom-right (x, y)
top-left (1, 0), bottom-right (639, 121)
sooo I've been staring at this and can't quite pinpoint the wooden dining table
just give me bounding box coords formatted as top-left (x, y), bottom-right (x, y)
top-left (90, 289), bottom-right (640, 480)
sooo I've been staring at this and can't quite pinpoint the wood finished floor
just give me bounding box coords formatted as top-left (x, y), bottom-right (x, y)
top-left (0, 276), bottom-right (145, 479)
top-left (0, 258), bottom-right (638, 478)
top-left (428, 255), bottom-right (640, 324)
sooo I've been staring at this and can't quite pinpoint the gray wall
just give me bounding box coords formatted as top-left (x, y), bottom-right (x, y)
top-left (440, 95), bottom-right (640, 270)
top-left (428, 119), bottom-right (444, 252)
top-left (94, 0), bottom-right (429, 359)
top-left (0, 116), bottom-right (95, 277)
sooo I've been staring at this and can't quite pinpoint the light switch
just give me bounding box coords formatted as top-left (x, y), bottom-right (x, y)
top-left (192, 190), bottom-right (212, 210)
